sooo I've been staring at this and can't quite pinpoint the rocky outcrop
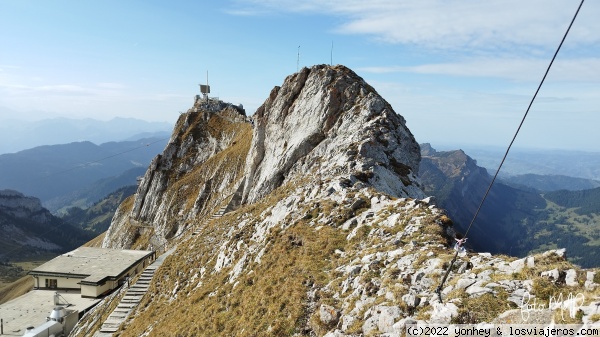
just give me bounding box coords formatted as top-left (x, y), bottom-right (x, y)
top-left (103, 65), bottom-right (424, 250)
top-left (0, 189), bottom-right (93, 256)
top-left (103, 103), bottom-right (252, 249)
top-left (102, 181), bottom-right (600, 337)
top-left (0, 189), bottom-right (49, 222)
top-left (419, 145), bottom-right (547, 254)
top-left (243, 65), bottom-right (424, 204)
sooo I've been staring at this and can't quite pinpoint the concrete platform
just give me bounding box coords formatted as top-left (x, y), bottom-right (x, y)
top-left (0, 289), bottom-right (101, 336)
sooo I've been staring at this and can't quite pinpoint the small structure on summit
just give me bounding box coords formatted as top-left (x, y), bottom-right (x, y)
top-left (195, 70), bottom-right (211, 103)
top-left (199, 83), bottom-right (210, 102)
top-left (190, 73), bottom-right (246, 116)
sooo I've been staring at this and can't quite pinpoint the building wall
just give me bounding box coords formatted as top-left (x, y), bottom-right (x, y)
top-left (33, 251), bottom-right (155, 297)
top-left (81, 280), bottom-right (114, 298)
top-left (22, 320), bottom-right (63, 337)
top-left (59, 277), bottom-right (82, 289)
top-left (35, 275), bottom-right (82, 290)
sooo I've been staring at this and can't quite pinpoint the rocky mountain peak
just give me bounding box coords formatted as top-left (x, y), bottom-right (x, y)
top-left (243, 64), bottom-right (424, 204)
top-left (102, 64), bottom-right (425, 249)
top-left (102, 101), bottom-right (252, 249)
top-left (89, 65), bottom-right (599, 337)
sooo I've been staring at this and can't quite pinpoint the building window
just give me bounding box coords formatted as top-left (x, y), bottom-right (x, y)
top-left (46, 279), bottom-right (57, 289)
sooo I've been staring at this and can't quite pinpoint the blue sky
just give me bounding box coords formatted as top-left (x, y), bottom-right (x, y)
top-left (0, 0), bottom-right (598, 151)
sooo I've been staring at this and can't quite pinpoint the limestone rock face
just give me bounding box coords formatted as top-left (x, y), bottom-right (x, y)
top-left (0, 189), bottom-right (84, 252)
top-left (0, 189), bottom-right (49, 222)
top-left (243, 65), bottom-right (424, 204)
top-left (102, 105), bottom-right (252, 249)
top-left (87, 65), bottom-right (600, 337)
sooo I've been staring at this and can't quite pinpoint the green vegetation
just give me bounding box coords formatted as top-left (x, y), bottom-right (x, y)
top-left (523, 199), bottom-right (600, 268)
top-left (61, 185), bottom-right (137, 233)
top-left (544, 187), bottom-right (600, 216)
top-left (420, 147), bottom-right (600, 268)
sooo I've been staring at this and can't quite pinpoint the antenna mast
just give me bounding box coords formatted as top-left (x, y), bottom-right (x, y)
top-left (330, 41), bottom-right (333, 65)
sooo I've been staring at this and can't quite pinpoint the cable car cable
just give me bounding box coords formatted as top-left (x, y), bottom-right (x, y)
top-left (435, 0), bottom-right (585, 301)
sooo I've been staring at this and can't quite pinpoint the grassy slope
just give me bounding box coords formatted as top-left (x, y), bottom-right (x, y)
top-left (115, 184), bottom-right (452, 336)
top-left (125, 110), bottom-right (253, 251)
top-left (0, 275), bottom-right (34, 305)
top-left (117, 191), bottom-right (600, 336)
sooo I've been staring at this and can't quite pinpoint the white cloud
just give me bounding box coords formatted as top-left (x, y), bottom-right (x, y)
top-left (38, 84), bottom-right (91, 94)
top-left (232, 0), bottom-right (600, 51)
top-left (359, 57), bottom-right (600, 82)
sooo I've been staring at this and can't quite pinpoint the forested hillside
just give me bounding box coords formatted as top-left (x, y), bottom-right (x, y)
top-left (544, 187), bottom-right (600, 215)
top-left (420, 145), bottom-right (600, 268)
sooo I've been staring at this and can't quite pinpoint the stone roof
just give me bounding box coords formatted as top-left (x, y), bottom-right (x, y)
top-left (29, 247), bottom-right (153, 285)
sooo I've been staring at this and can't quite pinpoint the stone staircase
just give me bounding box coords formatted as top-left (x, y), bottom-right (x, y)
top-left (94, 249), bottom-right (174, 336)
top-left (92, 183), bottom-right (246, 334)
top-left (192, 206), bottom-right (226, 237)
top-left (210, 205), bottom-right (228, 219)
top-left (193, 180), bottom-right (245, 235)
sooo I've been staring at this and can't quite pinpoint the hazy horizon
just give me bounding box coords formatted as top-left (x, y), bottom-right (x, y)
top-left (1, 1), bottom-right (599, 151)
top-left (0, 116), bottom-right (173, 155)
top-left (1, 114), bottom-right (600, 154)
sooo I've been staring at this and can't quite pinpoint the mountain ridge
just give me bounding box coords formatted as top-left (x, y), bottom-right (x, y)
top-left (0, 189), bottom-right (94, 261)
top-left (0, 136), bottom-right (168, 203)
top-left (419, 143), bottom-right (600, 268)
top-left (0, 117), bottom-right (172, 154)
top-left (72, 65), bottom-right (599, 336)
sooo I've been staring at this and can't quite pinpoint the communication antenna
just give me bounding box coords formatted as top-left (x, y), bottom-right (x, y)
top-left (330, 41), bottom-right (333, 66)
top-left (199, 70), bottom-right (210, 102)
top-left (297, 45), bottom-right (300, 71)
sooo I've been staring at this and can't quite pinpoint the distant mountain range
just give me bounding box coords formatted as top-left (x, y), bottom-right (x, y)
top-left (419, 143), bottom-right (600, 267)
top-left (0, 117), bottom-right (173, 154)
top-left (60, 185), bottom-right (138, 234)
top-left (45, 167), bottom-right (146, 214)
top-left (457, 145), bottom-right (600, 181)
top-left (0, 137), bottom-right (168, 206)
top-left (500, 173), bottom-right (600, 191)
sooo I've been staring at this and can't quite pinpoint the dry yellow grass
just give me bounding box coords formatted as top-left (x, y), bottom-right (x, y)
top-left (113, 190), bottom-right (457, 336)
top-left (118, 213), bottom-right (347, 337)
top-left (0, 275), bottom-right (34, 305)
top-left (82, 232), bottom-right (106, 247)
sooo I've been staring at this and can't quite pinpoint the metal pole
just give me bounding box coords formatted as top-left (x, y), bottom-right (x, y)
top-left (330, 41), bottom-right (333, 65)
top-left (1, 318), bottom-right (4, 334)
